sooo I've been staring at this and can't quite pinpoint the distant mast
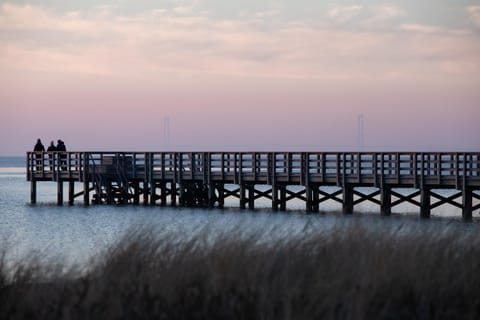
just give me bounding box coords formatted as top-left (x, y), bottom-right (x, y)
top-left (357, 114), bottom-right (365, 152)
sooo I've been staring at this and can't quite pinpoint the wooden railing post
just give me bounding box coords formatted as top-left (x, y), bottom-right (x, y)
top-left (83, 152), bottom-right (90, 206)
top-left (149, 153), bottom-right (156, 205)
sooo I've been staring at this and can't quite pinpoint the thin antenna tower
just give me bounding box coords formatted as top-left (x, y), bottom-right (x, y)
top-left (163, 116), bottom-right (170, 149)
top-left (357, 114), bottom-right (365, 151)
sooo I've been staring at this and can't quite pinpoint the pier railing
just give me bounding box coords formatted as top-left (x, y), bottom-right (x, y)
top-left (27, 151), bottom-right (480, 188)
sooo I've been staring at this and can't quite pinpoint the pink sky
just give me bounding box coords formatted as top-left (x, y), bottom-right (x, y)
top-left (1, 2), bottom-right (479, 155)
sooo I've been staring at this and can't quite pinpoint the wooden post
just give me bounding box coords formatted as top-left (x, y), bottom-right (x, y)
top-left (83, 180), bottom-right (89, 206)
top-left (218, 184), bottom-right (225, 209)
top-left (272, 184), bottom-right (278, 211)
top-left (280, 185), bottom-right (287, 211)
top-left (31, 180), bottom-right (37, 204)
top-left (171, 182), bottom-right (177, 206)
top-left (304, 153), bottom-right (313, 212)
top-left (133, 181), bottom-right (140, 205)
top-left (306, 184), bottom-right (313, 213)
top-left (144, 153), bottom-right (151, 205)
top-left (343, 184), bottom-right (354, 214)
top-left (271, 153), bottom-right (278, 211)
top-left (463, 187), bottom-right (473, 221)
top-left (248, 184), bottom-right (255, 209)
top-left (420, 187), bottom-right (431, 218)
top-left (179, 183), bottom-right (185, 206)
top-left (150, 182), bottom-right (156, 205)
top-left (106, 181), bottom-right (112, 205)
top-left (381, 186), bottom-right (391, 216)
top-left (57, 180), bottom-right (63, 206)
top-left (83, 153), bottom-right (90, 206)
top-left (208, 182), bottom-right (215, 207)
top-left (206, 153), bottom-right (214, 207)
top-left (160, 181), bottom-right (167, 206)
top-left (240, 183), bottom-right (246, 209)
top-left (142, 181), bottom-right (148, 205)
top-left (68, 180), bottom-right (75, 205)
top-left (312, 186), bottom-right (320, 212)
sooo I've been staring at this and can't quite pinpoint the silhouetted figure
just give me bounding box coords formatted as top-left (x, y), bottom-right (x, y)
top-left (47, 141), bottom-right (56, 152)
top-left (34, 139), bottom-right (45, 152)
top-left (47, 141), bottom-right (56, 171)
top-left (56, 140), bottom-right (67, 170)
top-left (33, 138), bottom-right (45, 171)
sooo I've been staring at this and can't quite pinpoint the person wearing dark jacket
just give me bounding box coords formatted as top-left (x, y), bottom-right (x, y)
top-left (56, 140), bottom-right (67, 170)
top-left (33, 139), bottom-right (45, 171)
top-left (56, 140), bottom-right (66, 152)
top-left (47, 141), bottom-right (56, 171)
top-left (47, 141), bottom-right (56, 152)
top-left (34, 139), bottom-right (45, 152)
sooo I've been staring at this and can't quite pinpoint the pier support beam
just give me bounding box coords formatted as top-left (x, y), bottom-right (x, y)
top-left (133, 181), bottom-right (140, 205)
top-left (150, 182), bottom-right (156, 205)
top-left (279, 186), bottom-right (287, 211)
top-left (171, 182), bottom-right (177, 206)
top-left (306, 184), bottom-right (313, 213)
top-left (240, 183), bottom-right (246, 209)
top-left (83, 181), bottom-right (89, 206)
top-left (179, 183), bottom-right (186, 206)
top-left (218, 184), bottom-right (225, 208)
top-left (343, 185), bottom-right (354, 214)
top-left (381, 186), bottom-right (392, 216)
top-left (160, 182), bottom-right (167, 206)
top-left (208, 182), bottom-right (215, 207)
top-left (142, 181), bottom-right (148, 205)
top-left (248, 184), bottom-right (255, 210)
top-left (312, 187), bottom-right (320, 212)
top-left (420, 187), bottom-right (431, 218)
top-left (272, 184), bottom-right (278, 211)
top-left (57, 180), bottom-right (63, 206)
top-left (106, 182), bottom-right (113, 205)
top-left (30, 180), bottom-right (36, 204)
top-left (463, 187), bottom-right (473, 221)
top-left (68, 180), bottom-right (75, 205)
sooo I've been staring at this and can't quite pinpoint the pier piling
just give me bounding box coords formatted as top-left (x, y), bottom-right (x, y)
top-left (381, 186), bottom-right (392, 216)
top-left (342, 185), bottom-right (354, 214)
top-left (68, 180), bottom-right (74, 205)
top-left (30, 180), bottom-right (36, 204)
top-left (463, 187), bottom-right (473, 221)
top-left (420, 188), bottom-right (431, 218)
top-left (57, 180), bottom-right (63, 206)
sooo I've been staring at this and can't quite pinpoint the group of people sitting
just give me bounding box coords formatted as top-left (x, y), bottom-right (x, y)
top-left (34, 139), bottom-right (67, 153)
top-left (33, 138), bottom-right (68, 171)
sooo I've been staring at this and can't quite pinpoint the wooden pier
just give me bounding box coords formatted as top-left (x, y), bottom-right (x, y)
top-left (27, 151), bottom-right (480, 219)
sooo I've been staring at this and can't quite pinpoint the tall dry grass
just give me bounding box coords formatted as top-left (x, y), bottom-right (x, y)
top-left (1, 221), bottom-right (480, 319)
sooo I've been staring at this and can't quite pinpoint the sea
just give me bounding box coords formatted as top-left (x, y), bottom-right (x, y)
top-left (0, 156), bottom-right (478, 267)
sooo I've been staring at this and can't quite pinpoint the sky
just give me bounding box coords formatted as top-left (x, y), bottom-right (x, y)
top-left (0, 0), bottom-right (479, 155)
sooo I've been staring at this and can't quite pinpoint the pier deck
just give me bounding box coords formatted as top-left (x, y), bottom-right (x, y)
top-left (27, 152), bottom-right (480, 219)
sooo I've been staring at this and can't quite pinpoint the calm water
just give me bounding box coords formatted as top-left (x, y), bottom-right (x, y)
top-left (0, 156), bottom-right (477, 266)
